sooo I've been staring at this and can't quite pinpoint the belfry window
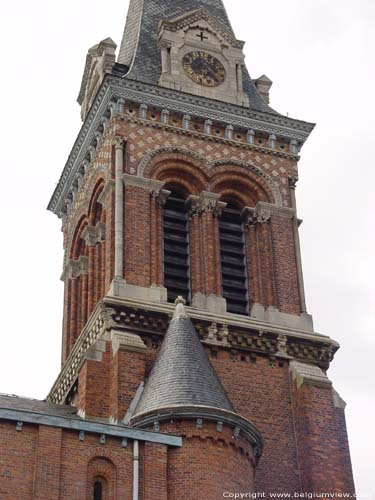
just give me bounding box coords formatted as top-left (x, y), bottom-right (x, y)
top-left (163, 190), bottom-right (191, 304)
top-left (219, 204), bottom-right (249, 315)
top-left (94, 481), bottom-right (102, 500)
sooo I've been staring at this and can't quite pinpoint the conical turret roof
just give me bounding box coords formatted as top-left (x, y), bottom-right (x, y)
top-left (132, 299), bottom-right (234, 420)
top-left (118, 0), bottom-right (274, 113)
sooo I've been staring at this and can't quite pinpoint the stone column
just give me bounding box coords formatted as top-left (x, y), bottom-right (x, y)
top-left (114, 137), bottom-right (125, 279)
top-left (289, 177), bottom-right (307, 313)
top-left (79, 255), bottom-right (89, 332)
top-left (98, 180), bottom-right (114, 293)
top-left (150, 188), bottom-right (170, 286)
top-left (256, 208), bottom-right (276, 309)
top-left (188, 200), bottom-right (204, 298)
top-left (243, 209), bottom-right (262, 307)
top-left (188, 192), bottom-right (227, 314)
top-left (82, 225), bottom-right (98, 316)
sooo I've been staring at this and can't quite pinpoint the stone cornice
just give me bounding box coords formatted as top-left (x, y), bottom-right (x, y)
top-left (131, 405), bottom-right (263, 462)
top-left (48, 296), bottom-right (339, 406)
top-left (0, 407), bottom-right (182, 447)
top-left (48, 74), bottom-right (314, 219)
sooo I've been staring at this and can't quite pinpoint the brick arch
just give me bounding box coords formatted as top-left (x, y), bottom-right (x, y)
top-left (87, 456), bottom-right (116, 500)
top-left (88, 179), bottom-right (105, 225)
top-left (70, 215), bottom-right (89, 259)
top-left (151, 157), bottom-right (208, 196)
top-left (138, 146), bottom-right (208, 177)
top-left (208, 160), bottom-right (282, 207)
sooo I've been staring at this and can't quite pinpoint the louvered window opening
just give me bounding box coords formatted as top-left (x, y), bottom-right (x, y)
top-left (219, 206), bottom-right (249, 315)
top-left (163, 193), bottom-right (191, 305)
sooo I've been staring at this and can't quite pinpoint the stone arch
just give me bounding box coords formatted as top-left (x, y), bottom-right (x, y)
top-left (208, 159), bottom-right (282, 207)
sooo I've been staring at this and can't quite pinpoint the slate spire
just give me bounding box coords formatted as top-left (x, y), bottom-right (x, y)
top-left (131, 297), bottom-right (234, 422)
top-left (118, 0), bottom-right (272, 112)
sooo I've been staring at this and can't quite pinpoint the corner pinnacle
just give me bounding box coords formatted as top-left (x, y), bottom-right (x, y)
top-left (173, 296), bottom-right (188, 319)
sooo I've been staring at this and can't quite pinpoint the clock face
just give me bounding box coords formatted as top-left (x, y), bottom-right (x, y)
top-left (182, 51), bottom-right (226, 87)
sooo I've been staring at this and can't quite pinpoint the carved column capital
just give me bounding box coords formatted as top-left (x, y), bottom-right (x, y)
top-left (187, 191), bottom-right (227, 218)
top-left (151, 188), bottom-right (171, 207)
top-left (242, 205), bottom-right (271, 227)
top-left (81, 222), bottom-right (106, 247)
top-left (114, 136), bottom-right (125, 150)
top-left (81, 226), bottom-right (98, 247)
top-left (288, 176), bottom-right (299, 190)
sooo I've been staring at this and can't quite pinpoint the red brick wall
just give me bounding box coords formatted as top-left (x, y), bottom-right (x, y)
top-left (211, 349), bottom-right (301, 494)
top-left (0, 421), bottom-right (172, 500)
top-left (291, 380), bottom-right (355, 494)
top-left (162, 420), bottom-right (255, 500)
top-left (0, 422), bottom-right (37, 499)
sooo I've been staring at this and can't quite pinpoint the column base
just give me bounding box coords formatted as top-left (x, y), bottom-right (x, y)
top-left (192, 293), bottom-right (227, 314)
top-left (108, 278), bottom-right (168, 303)
top-left (250, 303), bottom-right (314, 332)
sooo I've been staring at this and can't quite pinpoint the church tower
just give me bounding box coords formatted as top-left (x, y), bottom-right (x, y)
top-left (0, 0), bottom-right (355, 499)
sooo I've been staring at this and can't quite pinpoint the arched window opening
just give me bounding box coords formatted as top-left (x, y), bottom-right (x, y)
top-left (163, 190), bottom-right (191, 304)
top-left (219, 203), bottom-right (249, 315)
top-left (93, 480), bottom-right (102, 500)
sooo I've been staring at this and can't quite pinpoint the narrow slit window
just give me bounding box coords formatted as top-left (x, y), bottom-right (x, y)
top-left (219, 204), bottom-right (249, 315)
top-left (94, 481), bottom-right (102, 500)
top-left (163, 191), bottom-right (191, 304)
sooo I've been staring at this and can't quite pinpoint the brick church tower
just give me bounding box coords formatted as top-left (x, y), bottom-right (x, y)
top-left (0, 0), bottom-right (355, 498)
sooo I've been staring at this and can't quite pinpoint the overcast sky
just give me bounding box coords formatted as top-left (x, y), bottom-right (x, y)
top-left (0, 0), bottom-right (373, 495)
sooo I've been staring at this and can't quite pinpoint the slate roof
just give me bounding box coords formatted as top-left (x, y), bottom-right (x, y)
top-left (132, 300), bottom-right (234, 419)
top-left (118, 0), bottom-right (275, 113)
top-left (0, 393), bottom-right (78, 419)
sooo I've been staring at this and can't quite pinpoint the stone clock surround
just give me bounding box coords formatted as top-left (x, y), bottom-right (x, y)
top-left (158, 9), bottom-right (249, 106)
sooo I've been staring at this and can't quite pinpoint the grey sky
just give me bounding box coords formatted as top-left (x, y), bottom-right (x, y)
top-left (0, 0), bottom-right (373, 495)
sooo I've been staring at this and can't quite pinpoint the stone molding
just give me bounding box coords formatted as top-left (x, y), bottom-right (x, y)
top-left (187, 191), bottom-right (227, 217)
top-left (130, 405), bottom-right (263, 462)
top-left (0, 407), bottom-right (181, 447)
top-left (332, 388), bottom-right (347, 409)
top-left (290, 361), bottom-right (333, 389)
top-left (158, 8), bottom-right (244, 49)
top-left (256, 202), bottom-right (295, 220)
top-left (123, 173), bottom-right (165, 193)
top-left (48, 75), bottom-right (314, 218)
top-left (111, 329), bottom-right (147, 354)
top-left (48, 298), bottom-right (339, 405)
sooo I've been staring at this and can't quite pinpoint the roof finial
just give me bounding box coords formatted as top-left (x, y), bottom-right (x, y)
top-left (174, 296), bottom-right (188, 318)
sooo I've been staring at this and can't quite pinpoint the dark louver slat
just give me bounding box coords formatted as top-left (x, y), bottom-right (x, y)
top-left (219, 206), bottom-right (249, 315)
top-left (163, 193), bottom-right (191, 305)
